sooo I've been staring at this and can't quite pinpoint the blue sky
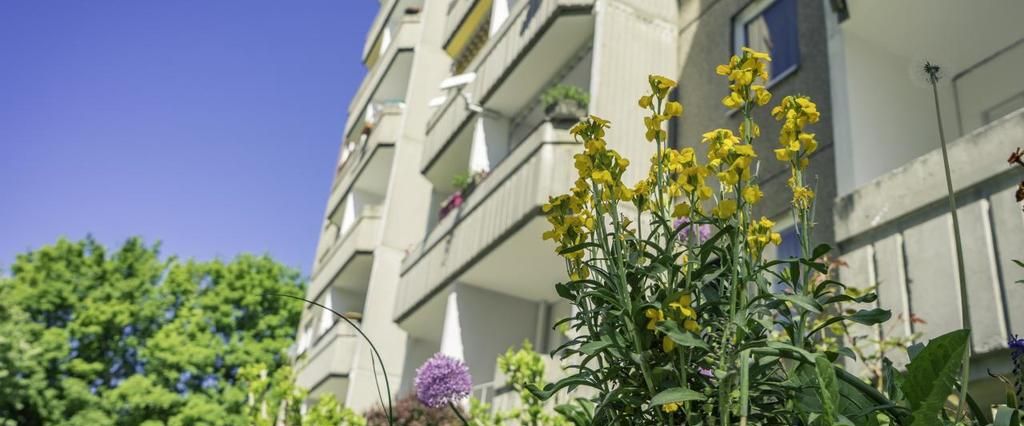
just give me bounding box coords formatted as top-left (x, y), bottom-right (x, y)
top-left (0, 1), bottom-right (379, 275)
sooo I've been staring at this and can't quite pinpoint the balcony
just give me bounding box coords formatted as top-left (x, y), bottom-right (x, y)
top-left (295, 321), bottom-right (360, 401)
top-left (328, 104), bottom-right (403, 223)
top-left (343, 13), bottom-right (420, 140)
top-left (362, 0), bottom-right (424, 67)
top-left (310, 207), bottom-right (382, 303)
top-left (834, 108), bottom-right (1024, 366)
top-left (394, 121), bottom-right (576, 331)
top-left (421, 0), bottom-right (595, 178)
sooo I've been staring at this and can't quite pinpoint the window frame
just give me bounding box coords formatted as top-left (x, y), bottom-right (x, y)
top-left (731, 0), bottom-right (800, 89)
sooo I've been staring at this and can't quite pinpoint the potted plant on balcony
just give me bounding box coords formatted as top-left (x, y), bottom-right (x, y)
top-left (541, 84), bottom-right (589, 123)
top-left (439, 170), bottom-right (490, 220)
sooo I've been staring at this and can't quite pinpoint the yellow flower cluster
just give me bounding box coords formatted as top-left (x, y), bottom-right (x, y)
top-left (716, 47), bottom-right (772, 110)
top-left (570, 115), bottom-right (634, 203)
top-left (544, 190), bottom-right (593, 261)
top-left (651, 146), bottom-right (713, 202)
top-left (701, 129), bottom-right (756, 188)
top-left (645, 293), bottom-right (700, 353)
top-left (771, 95), bottom-right (820, 209)
top-left (639, 75), bottom-right (683, 143)
top-left (746, 216), bottom-right (782, 257)
top-left (771, 95), bottom-right (820, 168)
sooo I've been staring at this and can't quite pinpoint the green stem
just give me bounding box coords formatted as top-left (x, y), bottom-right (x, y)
top-left (272, 293), bottom-right (395, 426)
top-left (928, 72), bottom-right (972, 422)
top-left (449, 402), bottom-right (470, 426)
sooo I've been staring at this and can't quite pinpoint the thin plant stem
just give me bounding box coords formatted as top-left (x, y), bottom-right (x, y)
top-left (925, 63), bottom-right (972, 422)
top-left (449, 401), bottom-right (470, 425)
top-left (270, 293), bottom-right (395, 426)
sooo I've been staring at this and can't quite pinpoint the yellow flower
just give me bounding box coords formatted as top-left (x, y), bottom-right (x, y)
top-left (752, 85), bottom-right (772, 106)
top-left (683, 319), bottom-right (700, 333)
top-left (644, 116), bottom-right (666, 142)
top-left (774, 148), bottom-right (791, 161)
top-left (732, 143), bottom-right (756, 158)
top-left (671, 202), bottom-right (691, 218)
top-left (718, 170), bottom-right (739, 186)
top-left (669, 293), bottom-right (696, 318)
top-left (697, 185), bottom-right (713, 200)
top-left (799, 132), bottom-right (817, 154)
top-left (741, 46), bottom-right (772, 61)
top-left (664, 101), bottom-right (684, 117)
top-left (792, 185), bottom-right (815, 209)
top-left (638, 95), bottom-right (652, 109)
top-left (662, 402), bottom-right (680, 413)
top-left (663, 335), bottom-right (676, 352)
top-left (591, 170), bottom-right (614, 185)
top-left (649, 75), bottom-right (677, 98)
top-left (713, 199), bottom-right (737, 219)
top-left (747, 216), bottom-right (781, 256)
top-left (645, 308), bottom-right (664, 331)
top-left (722, 92), bottom-right (744, 109)
top-left (743, 185), bottom-right (763, 204)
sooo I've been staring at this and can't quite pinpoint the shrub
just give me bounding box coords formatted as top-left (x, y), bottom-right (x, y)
top-left (364, 394), bottom-right (464, 426)
top-left (533, 47), bottom-right (975, 425)
top-left (540, 84), bottom-right (589, 109)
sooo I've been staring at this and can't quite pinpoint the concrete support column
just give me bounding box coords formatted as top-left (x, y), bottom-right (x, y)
top-left (469, 115), bottom-right (509, 174)
top-left (490, 0), bottom-right (510, 35)
top-left (446, 285), bottom-right (540, 386)
top-left (440, 291), bottom-right (465, 359)
top-left (344, 246), bottom-right (409, 410)
top-left (590, 0), bottom-right (678, 183)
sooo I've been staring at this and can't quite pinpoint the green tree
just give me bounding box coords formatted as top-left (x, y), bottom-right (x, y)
top-left (0, 237), bottom-right (305, 425)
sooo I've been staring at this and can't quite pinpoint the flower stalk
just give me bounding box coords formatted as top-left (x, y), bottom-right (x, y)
top-left (924, 62), bottom-right (972, 421)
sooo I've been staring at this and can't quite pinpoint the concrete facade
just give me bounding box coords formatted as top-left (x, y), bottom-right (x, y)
top-left (298, 0), bottom-right (1024, 412)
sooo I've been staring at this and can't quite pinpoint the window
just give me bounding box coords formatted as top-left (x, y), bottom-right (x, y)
top-left (733, 0), bottom-right (799, 84)
top-left (775, 225), bottom-right (801, 259)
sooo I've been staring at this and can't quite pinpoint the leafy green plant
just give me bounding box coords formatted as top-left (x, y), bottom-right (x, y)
top-left (540, 84), bottom-right (590, 109)
top-left (531, 48), bottom-right (978, 425)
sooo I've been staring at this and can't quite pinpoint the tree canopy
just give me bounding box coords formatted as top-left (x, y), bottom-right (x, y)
top-left (0, 237), bottom-right (306, 425)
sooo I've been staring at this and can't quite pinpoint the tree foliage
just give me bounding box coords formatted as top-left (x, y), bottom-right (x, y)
top-left (0, 237), bottom-right (305, 425)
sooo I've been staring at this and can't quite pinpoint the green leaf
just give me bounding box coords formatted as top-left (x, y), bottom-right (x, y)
top-left (901, 329), bottom-right (970, 426)
top-left (815, 356), bottom-right (839, 426)
top-left (579, 340), bottom-right (612, 355)
top-left (847, 308), bottom-right (892, 326)
top-left (776, 293), bottom-right (822, 313)
top-left (813, 243), bottom-right (832, 260)
top-left (656, 321), bottom-right (709, 350)
top-left (558, 242), bottom-right (601, 255)
top-left (528, 375), bottom-right (595, 400)
top-left (650, 387), bottom-right (705, 406)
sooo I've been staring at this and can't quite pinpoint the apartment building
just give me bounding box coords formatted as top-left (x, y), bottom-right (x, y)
top-left (297, 0), bottom-right (1024, 411)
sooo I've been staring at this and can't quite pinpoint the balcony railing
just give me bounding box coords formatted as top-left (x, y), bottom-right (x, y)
top-left (327, 104), bottom-right (404, 220)
top-left (344, 13), bottom-right (420, 139)
top-left (395, 121), bottom-right (578, 322)
top-left (362, 0), bottom-right (401, 65)
top-left (421, 0), bottom-right (594, 174)
top-left (834, 107), bottom-right (1024, 359)
top-left (295, 320), bottom-right (360, 393)
top-left (310, 207), bottom-right (382, 300)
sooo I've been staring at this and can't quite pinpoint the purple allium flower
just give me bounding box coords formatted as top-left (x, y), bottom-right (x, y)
top-left (415, 353), bottom-right (472, 408)
top-left (674, 217), bottom-right (712, 244)
top-left (1010, 334), bottom-right (1024, 356)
